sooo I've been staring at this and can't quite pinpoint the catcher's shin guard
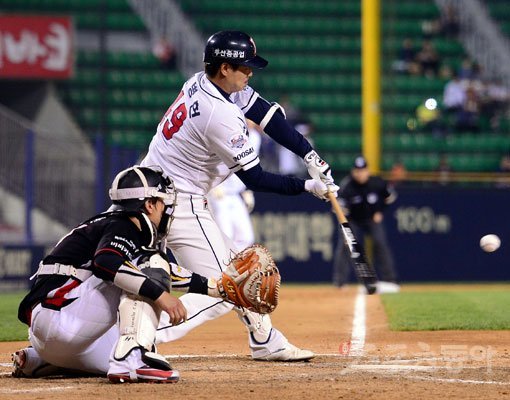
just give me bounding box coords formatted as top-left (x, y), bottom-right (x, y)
top-left (114, 294), bottom-right (170, 370)
top-left (114, 253), bottom-right (172, 370)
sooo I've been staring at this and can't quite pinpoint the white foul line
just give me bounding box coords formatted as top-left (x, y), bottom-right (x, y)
top-left (347, 364), bottom-right (437, 371)
top-left (408, 375), bottom-right (510, 386)
top-left (342, 365), bottom-right (510, 385)
top-left (348, 286), bottom-right (366, 357)
top-left (0, 386), bottom-right (75, 394)
top-left (164, 352), bottom-right (343, 360)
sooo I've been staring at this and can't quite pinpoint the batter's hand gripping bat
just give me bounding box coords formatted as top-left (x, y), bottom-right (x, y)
top-left (328, 192), bottom-right (378, 294)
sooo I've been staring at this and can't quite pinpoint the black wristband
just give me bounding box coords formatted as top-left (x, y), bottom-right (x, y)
top-left (188, 273), bottom-right (209, 295)
top-left (139, 279), bottom-right (165, 301)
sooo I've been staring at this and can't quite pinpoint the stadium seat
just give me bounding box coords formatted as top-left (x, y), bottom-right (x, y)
top-left (109, 130), bottom-right (153, 148)
top-left (193, 16), bottom-right (360, 35)
top-left (402, 153), bottom-right (440, 171)
top-left (180, 0), bottom-right (360, 17)
top-left (382, 2), bottom-right (438, 19)
top-left (383, 133), bottom-right (443, 152)
top-left (7, 0), bottom-right (502, 169)
top-left (448, 154), bottom-right (501, 172)
top-left (314, 133), bottom-right (361, 152)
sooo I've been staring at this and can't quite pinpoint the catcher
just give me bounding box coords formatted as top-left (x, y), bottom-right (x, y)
top-left (13, 166), bottom-right (279, 383)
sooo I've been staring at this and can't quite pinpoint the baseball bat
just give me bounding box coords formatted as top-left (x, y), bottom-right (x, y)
top-left (328, 192), bottom-right (378, 295)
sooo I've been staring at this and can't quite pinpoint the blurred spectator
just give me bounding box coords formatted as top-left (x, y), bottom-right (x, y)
top-left (472, 62), bottom-right (483, 81)
top-left (439, 5), bottom-right (460, 38)
top-left (482, 78), bottom-right (510, 131)
top-left (437, 154), bottom-right (452, 186)
top-left (422, 4), bottom-right (460, 39)
top-left (416, 98), bottom-right (446, 137)
top-left (421, 19), bottom-right (441, 39)
top-left (454, 86), bottom-right (481, 132)
top-left (415, 40), bottom-right (441, 78)
top-left (392, 38), bottom-right (419, 75)
top-left (498, 154), bottom-right (510, 173)
top-left (389, 159), bottom-right (408, 187)
top-left (439, 64), bottom-right (453, 80)
top-left (443, 72), bottom-right (466, 114)
top-left (457, 58), bottom-right (481, 81)
top-left (152, 37), bottom-right (177, 70)
top-left (495, 154), bottom-right (510, 188)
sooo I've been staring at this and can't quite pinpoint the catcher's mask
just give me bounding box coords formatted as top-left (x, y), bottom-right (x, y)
top-left (109, 166), bottom-right (176, 240)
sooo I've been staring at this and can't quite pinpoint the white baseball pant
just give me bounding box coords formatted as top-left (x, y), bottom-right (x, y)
top-left (27, 276), bottom-right (168, 375)
top-left (28, 276), bottom-right (120, 374)
top-left (156, 193), bottom-right (289, 357)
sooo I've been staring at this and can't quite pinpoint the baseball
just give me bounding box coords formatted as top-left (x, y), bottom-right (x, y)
top-left (479, 234), bottom-right (501, 253)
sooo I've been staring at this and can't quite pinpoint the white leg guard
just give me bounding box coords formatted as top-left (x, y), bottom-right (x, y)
top-left (113, 252), bottom-right (174, 371)
top-left (235, 308), bottom-right (315, 362)
top-left (113, 293), bottom-right (170, 371)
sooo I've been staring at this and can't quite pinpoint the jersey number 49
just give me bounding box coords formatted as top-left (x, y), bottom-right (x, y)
top-left (161, 91), bottom-right (187, 140)
top-left (160, 91), bottom-right (200, 140)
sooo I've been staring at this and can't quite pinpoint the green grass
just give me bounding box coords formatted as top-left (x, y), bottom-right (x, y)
top-left (0, 291), bottom-right (29, 341)
top-left (381, 290), bottom-right (510, 331)
top-left (2, 286), bottom-right (510, 341)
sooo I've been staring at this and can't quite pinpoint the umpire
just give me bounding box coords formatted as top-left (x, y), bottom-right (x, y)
top-left (333, 156), bottom-right (399, 293)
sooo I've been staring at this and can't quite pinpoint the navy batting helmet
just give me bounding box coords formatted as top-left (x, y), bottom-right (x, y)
top-left (203, 30), bottom-right (268, 69)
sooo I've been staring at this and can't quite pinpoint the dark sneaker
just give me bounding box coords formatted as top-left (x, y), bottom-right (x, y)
top-left (12, 348), bottom-right (62, 378)
top-left (12, 349), bottom-right (28, 377)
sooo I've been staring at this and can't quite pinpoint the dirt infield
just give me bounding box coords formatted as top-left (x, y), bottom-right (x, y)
top-left (1, 285), bottom-right (509, 399)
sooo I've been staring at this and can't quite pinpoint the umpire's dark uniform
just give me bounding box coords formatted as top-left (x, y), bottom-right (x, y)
top-left (333, 156), bottom-right (398, 287)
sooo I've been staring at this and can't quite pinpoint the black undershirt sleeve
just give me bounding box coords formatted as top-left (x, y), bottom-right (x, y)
top-left (236, 163), bottom-right (306, 195)
top-left (245, 97), bottom-right (313, 157)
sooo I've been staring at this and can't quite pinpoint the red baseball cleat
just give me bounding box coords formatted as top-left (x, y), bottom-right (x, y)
top-left (108, 366), bottom-right (180, 383)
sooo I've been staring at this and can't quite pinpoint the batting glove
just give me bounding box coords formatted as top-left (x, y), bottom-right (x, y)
top-left (304, 150), bottom-right (335, 185)
top-left (305, 179), bottom-right (339, 201)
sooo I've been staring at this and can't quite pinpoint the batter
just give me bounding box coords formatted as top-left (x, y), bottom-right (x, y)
top-left (141, 30), bottom-right (339, 361)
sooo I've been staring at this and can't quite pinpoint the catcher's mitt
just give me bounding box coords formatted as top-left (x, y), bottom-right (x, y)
top-left (217, 244), bottom-right (280, 314)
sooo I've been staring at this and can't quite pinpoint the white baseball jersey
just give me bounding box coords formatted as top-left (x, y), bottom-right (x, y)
top-left (141, 72), bottom-right (260, 195)
top-left (207, 128), bottom-right (262, 250)
top-left (141, 72), bottom-right (293, 359)
top-left (213, 127), bottom-right (261, 195)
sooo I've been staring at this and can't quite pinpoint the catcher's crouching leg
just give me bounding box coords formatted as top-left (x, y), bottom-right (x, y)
top-left (12, 347), bottom-right (62, 378)
top-left (235, 308), bottom-right (315, 362)
top-left (107, 253), bottom-right (179, 383)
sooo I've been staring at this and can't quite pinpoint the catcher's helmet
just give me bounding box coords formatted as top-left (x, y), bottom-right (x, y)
top-left (203, 30), bottom-right (268, 69)
top-left (109, 166), bottom-right (175, 212)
